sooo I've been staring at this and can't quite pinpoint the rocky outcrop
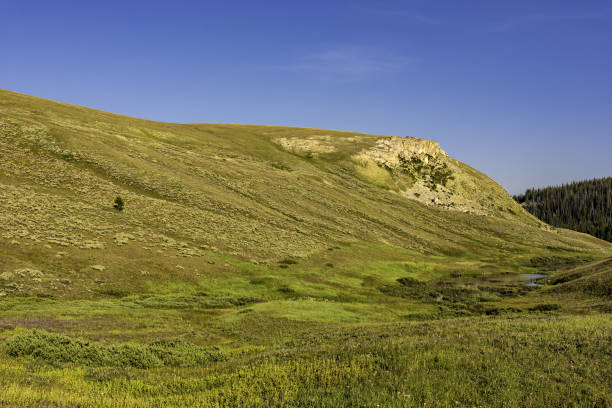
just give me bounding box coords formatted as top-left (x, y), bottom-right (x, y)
top-left (353, 136), bottom-right (447, 169)
top-left (352, 137), bottom-right (490, 214)
top-left (275, 136), bottom-right (340, 156)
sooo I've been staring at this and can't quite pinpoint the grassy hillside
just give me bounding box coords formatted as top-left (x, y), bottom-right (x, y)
top-left (514, 177), bottom-right (612, 242)
top-left (0, 89), bottom-right (611, 407)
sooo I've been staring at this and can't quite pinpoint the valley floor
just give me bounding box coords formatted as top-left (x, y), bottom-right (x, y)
top-left (0, 253), bottom-right (610, 407)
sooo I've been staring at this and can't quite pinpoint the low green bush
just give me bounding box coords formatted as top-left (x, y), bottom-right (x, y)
top-left (98, 289), bottom-right (131, 298)
top-left (5, 330), bottom-right (108, 366)
top-left (4, 330), bottom-right (225, 368)
top-left (396, 277), bottom-right (425, 287)
top-left (529, 303), bottom-right (561, 312)
top-left (149, 339), bottom-right (226, 367)
top-left (108, 344), bottom-right (162, 369)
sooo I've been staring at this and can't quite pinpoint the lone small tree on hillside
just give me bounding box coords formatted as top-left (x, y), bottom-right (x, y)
top-left (113, 196), bottom-right (124, 211)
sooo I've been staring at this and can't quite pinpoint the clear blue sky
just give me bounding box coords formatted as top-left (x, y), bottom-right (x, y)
top-left (2, 0), bottom-right (611, 194)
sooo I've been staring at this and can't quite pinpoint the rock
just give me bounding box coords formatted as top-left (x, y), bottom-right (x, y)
top-left (15, 268), bottom-right (44, 278)
top-left (79, 240), bottom-right (104, 249)
top-left (353, 136), bottom-right (446, 171)
top-left (274, 136), bottom-right (338, 156)
top-left (0, 272), bottom-right (14, 281)
top-left (113, 233), bottom-right (135, 246)
top-left (60, 279), bottom-right (71, 285)
top-left (91, 265), bottom-right (106, 272)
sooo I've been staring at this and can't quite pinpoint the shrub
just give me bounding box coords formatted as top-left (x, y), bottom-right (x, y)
top-left (98, 289), bottom-right (131, 298)
top-left (5, 330), bottom-right (107, 366)
top-left (378, 283), bottom-right (428, 300)
top-left (229, 296), bottom-right (265, 306)
top-left (113, 196), bottom-right (124, 211)
top-left (107, 344), bottom-right (162, 369)
top-left (149, 339), bottom-right (226, 367)
top-left (4, 330), bottom-right (226, 368)
top-left (396, 277), bottom-right (424, 287)
top-left (277, 286), bottom-right (296, 294)
top-left (529, 303), bottom-right (561, 312)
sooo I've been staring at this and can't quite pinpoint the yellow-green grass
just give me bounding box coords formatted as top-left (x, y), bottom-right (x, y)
top-left (0, 314), bottom-right (610, 407)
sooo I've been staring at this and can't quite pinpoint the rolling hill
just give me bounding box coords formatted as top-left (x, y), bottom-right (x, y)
top-left (0, 89), bottom-right (611, 407)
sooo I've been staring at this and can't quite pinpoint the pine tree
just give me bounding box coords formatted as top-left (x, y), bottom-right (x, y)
top-left (513, 177), bottom-right (612, 242)
top-left (113, 196), bottom-right (124, 211)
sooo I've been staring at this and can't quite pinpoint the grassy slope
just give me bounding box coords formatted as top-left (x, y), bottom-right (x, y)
top-left (0, 89), bottom-right (611, 407)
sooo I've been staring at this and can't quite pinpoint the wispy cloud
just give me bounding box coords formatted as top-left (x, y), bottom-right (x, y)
top-left (489, 10), bottom-right (612, 32)
top-left (350, 4), bottom-right (442, 25)
top-left (283, 46), bottom-right (416, 81)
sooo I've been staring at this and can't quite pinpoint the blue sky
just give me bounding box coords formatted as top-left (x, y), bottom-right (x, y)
top-left (1, 0), bottom-right (611, 194)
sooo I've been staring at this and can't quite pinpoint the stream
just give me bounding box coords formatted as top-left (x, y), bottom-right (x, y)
top-left (518, 273), bottom-right (548, 287)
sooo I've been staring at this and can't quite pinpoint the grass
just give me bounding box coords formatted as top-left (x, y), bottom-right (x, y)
top-left (0, 241), bottom-right (609, 406)
top-left (0, 89), bottom-right (611, 406)
top-left (0, 315), bottom-right (610, 407)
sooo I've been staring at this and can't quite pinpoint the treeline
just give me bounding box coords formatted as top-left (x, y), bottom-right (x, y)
top-left (513, 177), bottom-right (612, 242)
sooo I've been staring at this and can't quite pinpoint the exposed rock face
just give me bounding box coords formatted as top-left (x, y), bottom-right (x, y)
top-left (275, 136), bottom-right (339, 156)
top-left (354, 137), bottom-right (447, 169)
top-left (351, 136), bottom-right (520, 216)
top-left (352, 137), bottom-right (461, 209)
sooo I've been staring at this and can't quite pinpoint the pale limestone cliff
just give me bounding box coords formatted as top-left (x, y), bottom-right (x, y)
top-left (353, 136), bottom-right (447, 168)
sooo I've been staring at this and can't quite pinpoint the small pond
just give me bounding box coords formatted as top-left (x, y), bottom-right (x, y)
top-left (519, 273), bottom-right (548, 287)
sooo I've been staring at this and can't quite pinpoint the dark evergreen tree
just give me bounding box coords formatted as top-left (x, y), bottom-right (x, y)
top-left (113, 196), bottom-right (124, 211)
top-left (513, 177), bottom-right (612, 242)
